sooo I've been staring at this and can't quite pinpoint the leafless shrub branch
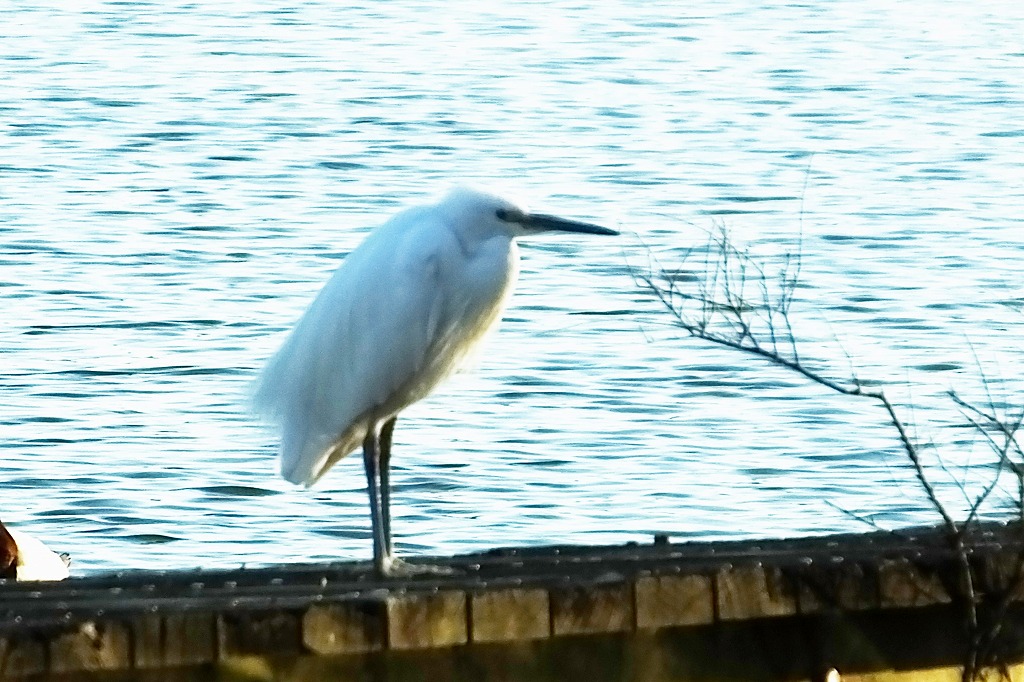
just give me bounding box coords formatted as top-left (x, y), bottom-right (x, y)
top-left (634, 225), bottom-right (1023, 681)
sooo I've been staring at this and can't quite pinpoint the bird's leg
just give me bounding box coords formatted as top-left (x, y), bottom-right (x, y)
top-left (362, 425), bottom-right (389, 576)
top-left (379, 416), bottom-right (397, 558)
top-left (367, 415), bottom-right (460, 579)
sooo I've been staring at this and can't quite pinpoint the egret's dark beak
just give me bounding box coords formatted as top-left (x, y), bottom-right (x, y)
top-left (523, 213), bottom-right (619, 236)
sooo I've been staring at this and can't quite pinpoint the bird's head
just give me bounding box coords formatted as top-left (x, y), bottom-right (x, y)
top-left (438, 187), bottom-right (619, 239)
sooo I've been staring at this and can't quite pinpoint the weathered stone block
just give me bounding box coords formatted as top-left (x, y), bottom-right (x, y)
top-left (551, 582), bottom-right (632, 636)
top-left (303, 600), bottom-right (386, 655)
top-left (0, 635), bottom-right (47, 678)
top-left (878, 559), bottom-right (950, 608)
top-left (470, 587), bottom-right (549, 643)
top-left (218, 610), bottom-right (302, 658)
top-left (636, 574), bottom-right (714, 629)
top-left (49, 621), bottom-right (129, 674)
top-left (716, 564), bottom-right (797, 620)
top-left (131, 614), bottom-right (163, 669)
top-left (795, 561), bottom-right (879, 614)
top-left (165, 611), bottom-right (217, 666)
top-left (386, 590), bottom-right (467, 650)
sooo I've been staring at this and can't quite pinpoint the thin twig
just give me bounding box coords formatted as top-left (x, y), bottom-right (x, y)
top-left (635, 225), bottom-right (1024, 681)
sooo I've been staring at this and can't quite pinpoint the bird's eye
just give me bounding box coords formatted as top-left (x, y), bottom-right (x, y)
top-left (495, 208), bottom-right (510, 222)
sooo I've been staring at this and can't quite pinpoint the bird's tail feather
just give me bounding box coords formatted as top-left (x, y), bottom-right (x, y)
top-left (279, 421), bottom-right (364, 487)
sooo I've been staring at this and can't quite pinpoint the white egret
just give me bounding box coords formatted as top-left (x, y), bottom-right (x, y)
top-left (0, 519), bottom-right (70, 581)
top-left (255, 187), bottom-right (618, 576)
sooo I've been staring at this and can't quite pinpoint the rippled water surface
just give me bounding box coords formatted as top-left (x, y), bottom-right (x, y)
top-left (3, 2), bottom-right (1023, 573)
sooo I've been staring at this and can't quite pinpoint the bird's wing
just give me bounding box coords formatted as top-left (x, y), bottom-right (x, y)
top-left (256, 213), bottom-right (455, 485)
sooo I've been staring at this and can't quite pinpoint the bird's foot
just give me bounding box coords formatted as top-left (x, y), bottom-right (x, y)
top-left (379, 555), bottom-right (459, 579)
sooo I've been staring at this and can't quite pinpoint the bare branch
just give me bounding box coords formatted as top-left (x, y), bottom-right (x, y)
top-left (635, 223), bottom-right (1024, 681)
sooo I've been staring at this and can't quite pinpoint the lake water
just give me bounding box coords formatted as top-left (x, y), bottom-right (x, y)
top-left (2, 1), bottom-right (1022, 574)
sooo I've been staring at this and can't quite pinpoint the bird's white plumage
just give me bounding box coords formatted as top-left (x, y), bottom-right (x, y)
top-left (7, 529), bottom-right (70, 581)
top-left (255, 188), bottom-right (522, 486)
top-left (256, 186), bottom-right (616, 575)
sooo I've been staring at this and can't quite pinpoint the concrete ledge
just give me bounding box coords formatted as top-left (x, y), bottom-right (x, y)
top-left (2, 521), bottom-right (1024, 680)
